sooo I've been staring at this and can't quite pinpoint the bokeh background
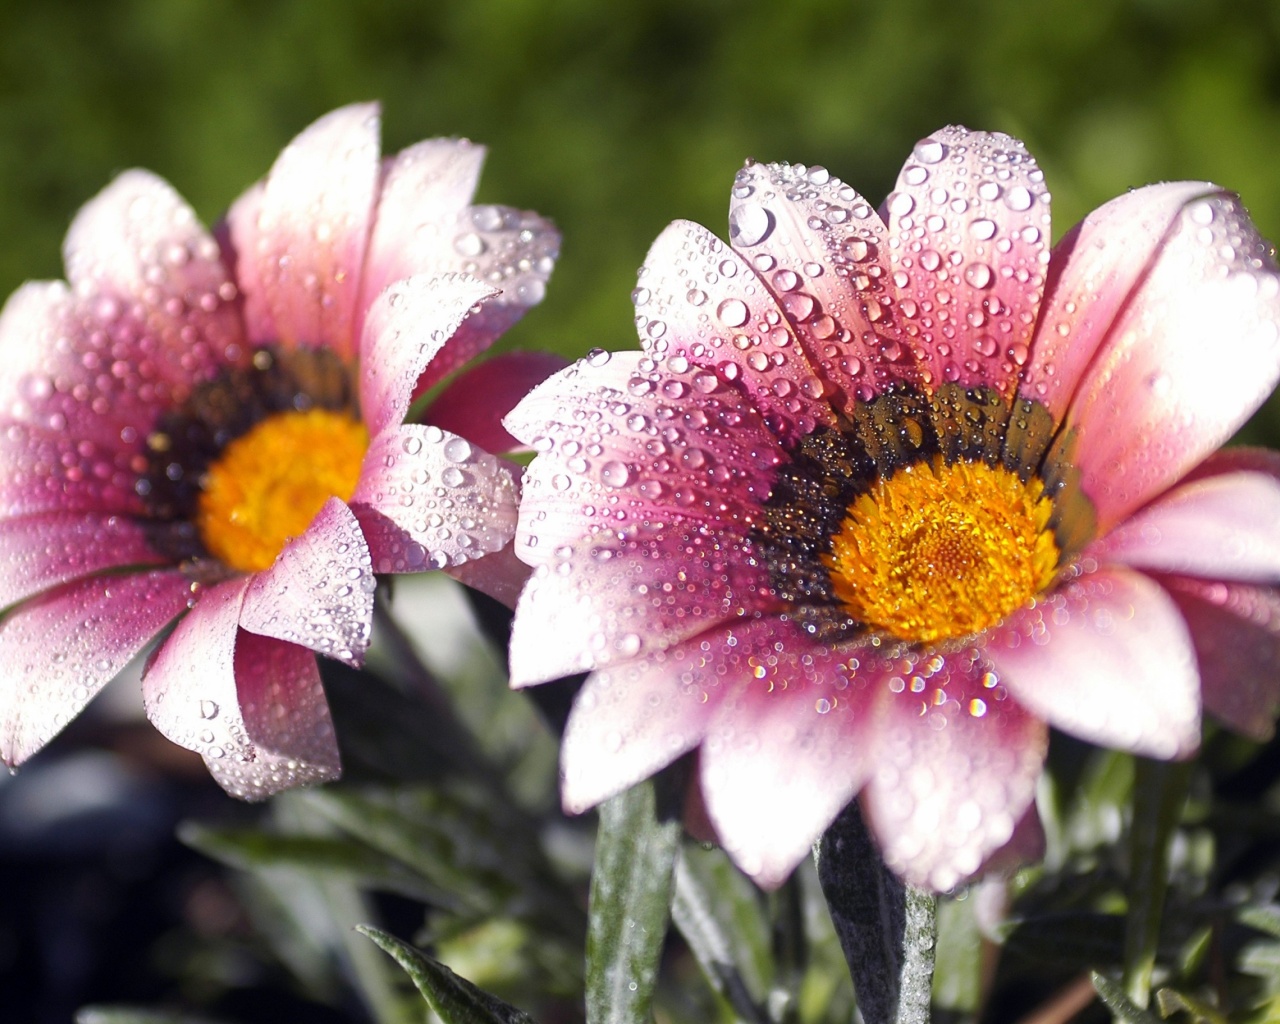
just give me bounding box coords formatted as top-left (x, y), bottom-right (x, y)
top-left (3, 0), bottom-right (1280, 1019)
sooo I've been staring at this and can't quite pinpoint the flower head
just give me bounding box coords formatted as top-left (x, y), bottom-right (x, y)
top-left (0, 103), bottom-right (560, 797)
top-left (506, 126), bottom-right (1280, 890)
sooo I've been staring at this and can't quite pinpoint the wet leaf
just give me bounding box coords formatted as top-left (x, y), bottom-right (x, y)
top-left (178, 821), bottom-right (440, 903)
top-left (585, 770), bottom-right (684, 1024)
top-left (671, 846), bottom-right (771, 1024)
top-left (1091, 972), bottom-right (1162, 1024)
top-left (358, 925), bottom-right (538, 1023)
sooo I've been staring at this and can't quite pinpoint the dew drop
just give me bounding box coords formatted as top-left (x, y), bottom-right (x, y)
top-left (729, 203), bottom-right (774, 247)
top-left (716, 298), bottom-right (750, 328)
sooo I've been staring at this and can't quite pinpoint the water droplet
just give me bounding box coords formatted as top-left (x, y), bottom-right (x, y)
top-left (600, 461), bottom-right (632, 487)
top-left (716, 298), bottom-right (749, 328)
top-left (729, 203), bottom-right (774, 246)
top-left (914, 137), bottom-right (946, 164)
top-left (453, 232), bottom-right (485, 257)
top-left (970, 219), bottom-right (997, 240)
top-left (963, 263), bottom-right (993, 288)
top-left (199, 700), bottom-right (219, 719)
top-left (1005, 186), bottom-right (1033, 211)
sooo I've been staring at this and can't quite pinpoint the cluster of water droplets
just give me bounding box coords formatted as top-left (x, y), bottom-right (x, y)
top-left (5, 174), bottom-right (246, 517)
top-left (726, 159), bottom-right (916, 406)
top-left (867, 645), bottom-right (1041, 890)
top-left (513, 350), bottom-right (782, 670)
top-left (359, 424), bottom-right (518, 573)
top-left (881, 129), bottom-right (1052, 393)
top-left (445, 204), bottom-right (558, 308)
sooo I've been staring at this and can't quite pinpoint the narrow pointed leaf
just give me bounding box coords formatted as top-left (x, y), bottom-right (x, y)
top-left (1091, 972), bottom-right (1162, 1024)
top-left (178, 821), bottom-right (442, 904)
top-left (671, 847), bottom-right (771, 1024)
top-left (586, 770), bottom-right (685, 1024)
top-left (815, 801), bottom-right (937, 1024)
top-left (1123, 757), bottom-right (1192, 1007)
top-left (76, 1011), bottom-right (230, 1024)
top-left (358, 925), bottom-right (538, 1024)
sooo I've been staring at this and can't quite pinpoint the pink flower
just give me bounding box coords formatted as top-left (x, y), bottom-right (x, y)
top-left (506, 126), bottom-right (1280, 890)
top-left (0, 104), bottom-right (560, 798)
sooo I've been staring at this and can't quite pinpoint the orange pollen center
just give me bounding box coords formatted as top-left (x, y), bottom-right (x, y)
top-left (823, 456), bottom-right (1060, 644)
top-left (196, 408), bottom-right (369, 573)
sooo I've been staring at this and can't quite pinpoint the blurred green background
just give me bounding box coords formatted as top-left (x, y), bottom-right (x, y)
top-left (2, 0), bottom-right (1280, 436)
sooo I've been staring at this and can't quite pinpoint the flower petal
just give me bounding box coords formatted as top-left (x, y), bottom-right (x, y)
top-left (444, 542), bottom-right (530, 609)
top-left (142, 576), bottom-right (340, 799)
top-left (698, 618), bottom-right (876, 887)
top-left (227, 103), bottom-right (381, 359)
top-left (0, 511), bottom-right (167, 607)
top-left (1162, 575), bottom-right (1280, 741)
top-left (634, 220), bottom-right (836, 442)
top-left (726, 160), bottom-right (913, 408)
top-left (1091, 465), bottom-right (1280, 583)
top-left (0, 569), bottom-right (191, 765)
top-left (884, 127), bottom-right (1051, 396)
top-left (987, 565), bottom-right (1201, 758)
top-left (506, 353), bottom-right (781, 685)
top-left (509, 519), bottom-right (769, 687)
top-left (350, 425), bottom-right (518, 573)
top-left (240, 497), bottom-right (374, 667)
top-left (361, 138), bottom-right (560, 388)
top-left (61, 169), bottom-right (244, 393)
top-left (560, 635), bottom-right (722, 814)
top-left (1021, 182), bottom-right (1218, 419)
top-left (1057, 188), bottom-right (1280, 531)
top-left (860, 651), bottom-right (1047, 891)
top-left (423, 349), bottom-right (568, 453)
top-left (507, 350), bottom-right (785, 547)
top-left (357, 273), bottom-right (498, 436)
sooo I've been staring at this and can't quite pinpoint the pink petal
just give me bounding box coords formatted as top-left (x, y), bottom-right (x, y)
top-left (697, 618), bottom-right (877, 887)
top-left (359, 139), bottom-right (488, 321)
top-left (860, 651), bottom-right (1047, 891)
top-left (1091, 466), bottom-right (1280, 582)
top-left (725, 161), bottom-right (914, 409)
top-left (226, 103), bottom-right (381, 359)
top-left (883, 127), bottom-right (1051, 396)
top-left (560, 634), bottom-right (723, 813)
top-left (0, 569), bottom-right (192, 765)
top-left (142, 576), bottom-right (340, 799)
top-left (0, 420), bottom-right (146, 518)
top-left (360, 139), bottom-right (559, 387)
top-left (240, 497), bottom-right (374, 667)
top-left (506, 351), bottom-right (785, 551)
top-left (1056, 188), bottom-right (1280, 532)
top-left (423, 349), bottom-right (568, 454)
top-left (509, 518), bottom-right (770, 687)
top-left (986, 565), bottom-right (1201, 758)
top-left (1162, 575), bottom-right (1280, 741)
top-left (634, 220), bottom-right (836, 442)
top-left (1021, 182), bottom-right (1218, 420)
top-left (444, 542), bottom-right (530, 608)
top-left (0, 511), bottom-right (167, 608)
top-left (350, 425), bottom-right (518, 573)
top-left (61, 169), bottom-right (244, 394)
top-left (357, 273), bottom-right (498, 436)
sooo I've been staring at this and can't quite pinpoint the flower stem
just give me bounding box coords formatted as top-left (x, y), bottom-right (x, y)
top-left (815, 801), bottom-right (937, 1024)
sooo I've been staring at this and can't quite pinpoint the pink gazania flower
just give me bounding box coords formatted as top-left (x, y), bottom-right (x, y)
top-left (506, 126), bottom-right (1280, 890)
top-left (0, 103), bottom-right (561, 798)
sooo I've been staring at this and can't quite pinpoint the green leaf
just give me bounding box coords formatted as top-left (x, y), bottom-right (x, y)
top-left (1091, 972), bottom-right (1163, 1024)
top-left (358, 925), bottom-right (538, 1024)
top-left (932, 894), bottom-right (985, 1017)
top-left (1239, 904), bottom-right (1280, 939)
top-left (1154, 987), bottom-right (1230, 1024)
top-left (177, 822), bottom-right (441, 904)
top-left (585, 770), bottom-right (685, 1024)
top-left (815, 801), bottom-right (936, 1024)
top-left (1123, 757), bottom-right (1192, 1008)
top-left (671, 846), bottom-right (771, 1024)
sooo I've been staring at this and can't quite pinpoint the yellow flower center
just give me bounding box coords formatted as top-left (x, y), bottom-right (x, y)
top-left (196, 408), bottom-right (369, 573)
top-left (823, 457), bottom-right (1059, 644)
